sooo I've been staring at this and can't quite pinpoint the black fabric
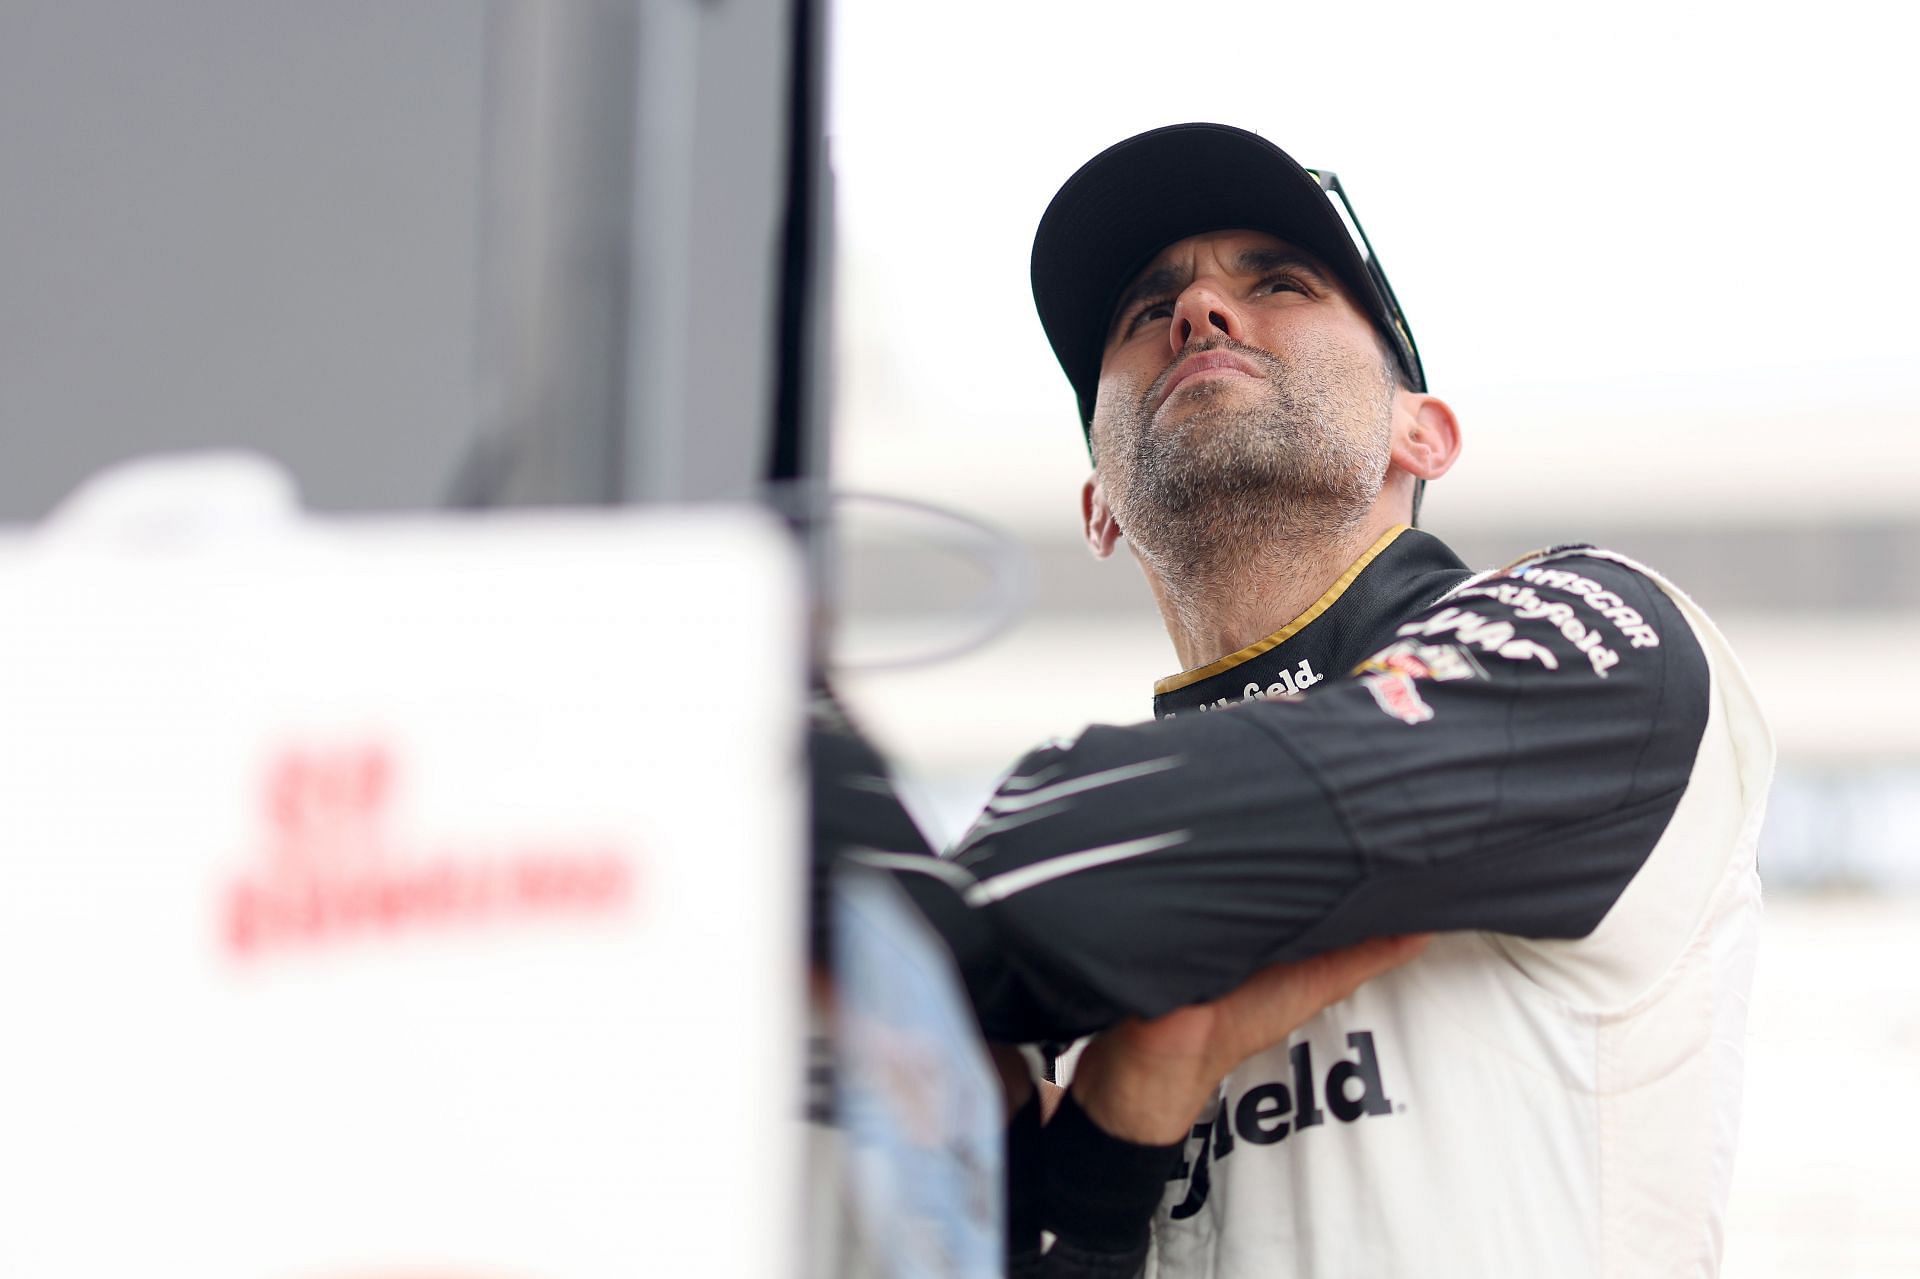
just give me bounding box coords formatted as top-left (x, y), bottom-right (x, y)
top-left (1003, 1091), bottom-right (1172, 1279)
top-left (1008, 1248), bottom-right (1049, 1279)
top-left (1006, 1091), bottom-right (1046, 1261)
top-left (939, 536), bottom-right (1710, 1042)
top-left (1030, 123), bottom-right (1424, 435)
top-left (1017, 1237), bottom-right (1152, 1279)
top-left (1009, 1240), bottom-right (1152, 1279)
top-left (1045, 1089), bottom-right (1187, 1256)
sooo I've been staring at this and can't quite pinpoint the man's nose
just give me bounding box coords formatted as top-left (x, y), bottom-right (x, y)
top-left (1169, 283), bottom-right (1241, 353)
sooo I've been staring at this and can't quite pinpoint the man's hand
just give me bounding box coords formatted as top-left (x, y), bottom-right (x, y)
top-left (1069, 935), bottom-right (1430, 1145)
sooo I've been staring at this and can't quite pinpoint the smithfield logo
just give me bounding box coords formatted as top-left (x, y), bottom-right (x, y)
top-left (1169, 1031), bottom-right (1395, 1218)
top-left (224, 742), bottom-right (634, 958)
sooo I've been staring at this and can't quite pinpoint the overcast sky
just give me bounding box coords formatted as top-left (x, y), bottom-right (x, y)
top-left (825, 0), bottom-right (1915, 474)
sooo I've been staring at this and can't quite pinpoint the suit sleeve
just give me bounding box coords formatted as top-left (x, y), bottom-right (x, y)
top-left (944, 553), bottom-right (1711, 1042)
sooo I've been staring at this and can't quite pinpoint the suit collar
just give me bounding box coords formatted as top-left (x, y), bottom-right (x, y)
top-left (1152, 526), bottom-right (1471, 718)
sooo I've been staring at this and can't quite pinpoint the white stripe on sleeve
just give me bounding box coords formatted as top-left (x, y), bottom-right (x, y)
top-left (983, 756), bottom-right (1183, 816)
top-left (961, 831), bottom-right (1191, 907)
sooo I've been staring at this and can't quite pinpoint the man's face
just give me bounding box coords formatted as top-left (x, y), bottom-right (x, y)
top-left (1089, 228), bottom-right (1399, 558)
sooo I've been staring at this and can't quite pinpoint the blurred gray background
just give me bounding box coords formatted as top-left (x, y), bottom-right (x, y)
top-left (0, 2), bottom-right (485, 513)
top-left (0, 0), bottom-right (801, 514)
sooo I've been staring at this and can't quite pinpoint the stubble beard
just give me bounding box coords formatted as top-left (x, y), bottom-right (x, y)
top-left (1099, 336), bottom-right (1397, 586)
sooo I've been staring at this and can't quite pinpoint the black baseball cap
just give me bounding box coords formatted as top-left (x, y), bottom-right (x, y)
top-left (1030, 122), bottom-right (1425, 438)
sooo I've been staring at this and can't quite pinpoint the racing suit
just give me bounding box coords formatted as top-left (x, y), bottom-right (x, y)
top-left (884, 524), bottom-right (1773, 1277)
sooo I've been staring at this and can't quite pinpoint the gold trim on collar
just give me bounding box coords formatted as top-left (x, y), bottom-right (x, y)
top-left (1152, 525), bottom-right (1412, 696)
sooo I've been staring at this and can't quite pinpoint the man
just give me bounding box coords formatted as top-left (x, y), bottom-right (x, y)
top-left (886, 122), bottom-right (1772, 1276)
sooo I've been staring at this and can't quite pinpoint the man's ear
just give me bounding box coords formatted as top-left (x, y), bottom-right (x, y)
top-left (1389, 392), bottom-right (1462, 483)
top-left (1082, 474), bottom-right (1122, 559)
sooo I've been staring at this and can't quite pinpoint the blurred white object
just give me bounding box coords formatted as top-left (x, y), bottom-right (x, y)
top-left (37, 450), bottom-right (303, 543)
top-left (0, 467), bottom-right (804, 1278)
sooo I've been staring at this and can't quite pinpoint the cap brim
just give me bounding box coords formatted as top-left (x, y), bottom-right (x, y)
top-left (1030, 122), bottom-right (1414, 435)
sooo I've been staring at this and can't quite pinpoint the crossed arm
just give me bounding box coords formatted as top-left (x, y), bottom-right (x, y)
top-left (892, 552), bottom-right (1708, 1042)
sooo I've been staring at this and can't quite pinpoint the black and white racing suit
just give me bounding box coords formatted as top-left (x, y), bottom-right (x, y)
top-left (877, 524), bottom-right (1773, 1277)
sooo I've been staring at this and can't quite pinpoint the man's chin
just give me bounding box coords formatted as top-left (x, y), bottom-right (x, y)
top-left (1152, 401), bottom-right (1280, 460)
